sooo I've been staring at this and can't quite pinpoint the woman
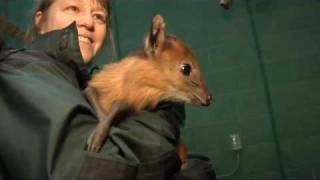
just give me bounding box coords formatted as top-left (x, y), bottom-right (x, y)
top-left (33, 0), bottom-right (110, 64)
top-left (0, 0), bottom-right (187, 179)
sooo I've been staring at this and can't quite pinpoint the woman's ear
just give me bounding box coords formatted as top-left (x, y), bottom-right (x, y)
top-left (34, 11), bottom-right (44, 34)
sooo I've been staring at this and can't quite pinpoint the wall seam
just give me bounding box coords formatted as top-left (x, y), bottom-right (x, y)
top-left (245, 0), bottom-right (286, 179)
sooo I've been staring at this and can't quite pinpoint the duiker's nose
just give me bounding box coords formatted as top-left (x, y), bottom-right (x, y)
top-left (203, 94), bottom-right (213, 106)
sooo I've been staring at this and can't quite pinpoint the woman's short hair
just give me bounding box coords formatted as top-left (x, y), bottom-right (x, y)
top-left (32, 0), bottom-right (112, 25)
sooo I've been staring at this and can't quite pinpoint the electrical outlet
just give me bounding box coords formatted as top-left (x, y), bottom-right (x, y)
top-left (229, 134), bottom-right (242, 151)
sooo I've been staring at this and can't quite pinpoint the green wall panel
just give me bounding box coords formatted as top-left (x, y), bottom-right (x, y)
top-left (251, 0), bottom-right (320, 178)
top-left (0, 0), bottom-right (33, 47)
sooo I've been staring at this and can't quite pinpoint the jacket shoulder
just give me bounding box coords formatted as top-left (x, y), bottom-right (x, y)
top-left (1, 49), bottom-right (80, 87)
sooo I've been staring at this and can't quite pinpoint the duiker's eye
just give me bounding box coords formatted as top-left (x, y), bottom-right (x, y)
top-left (180, 64), bottom-right (192, 76)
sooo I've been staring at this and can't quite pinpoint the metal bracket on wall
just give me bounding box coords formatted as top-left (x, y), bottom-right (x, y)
top-left (220, 0), bottom-right (233, 10)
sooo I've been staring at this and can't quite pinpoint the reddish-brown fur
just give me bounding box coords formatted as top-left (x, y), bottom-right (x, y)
top-left (87, 15), bottom-right (211, 169)
top-left (89, 37), bottom-right (210, 114)
top-left (89, 56), bottom-right (171, 114)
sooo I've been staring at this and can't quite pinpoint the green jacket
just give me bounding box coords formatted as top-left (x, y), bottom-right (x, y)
top-left (0, 24), bottom-right (186, 180)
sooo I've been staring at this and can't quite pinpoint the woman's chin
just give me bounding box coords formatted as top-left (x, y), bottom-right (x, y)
top-left (80, 49), bottom-right (94, 64)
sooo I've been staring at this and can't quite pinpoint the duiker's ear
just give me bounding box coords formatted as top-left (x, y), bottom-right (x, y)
top-left (144, 15), bottom-right (166, 57)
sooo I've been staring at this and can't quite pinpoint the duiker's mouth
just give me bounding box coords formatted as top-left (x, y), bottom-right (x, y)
top-left (191, 93), bottom-right (212, 106)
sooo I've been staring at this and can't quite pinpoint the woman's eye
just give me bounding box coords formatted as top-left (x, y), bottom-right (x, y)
top-left (93, 14), bottom-right (107, 24)
top-left (66, 6), bottom-right (79, 13)
top-left (180, 64), bottom-right (192, 76)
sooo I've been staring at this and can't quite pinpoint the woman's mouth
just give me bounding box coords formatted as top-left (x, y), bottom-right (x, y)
top-left (78, 35), bottom-right (93, 44)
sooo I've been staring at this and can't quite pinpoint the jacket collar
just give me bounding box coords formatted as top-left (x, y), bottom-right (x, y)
top-left (26, 22), bottom-right (90, 89)
top-left (26, 22), bottom-right (86, 69)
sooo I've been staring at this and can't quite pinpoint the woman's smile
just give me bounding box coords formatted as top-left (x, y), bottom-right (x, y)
top-left (78, 35), bottom-right (93, 44)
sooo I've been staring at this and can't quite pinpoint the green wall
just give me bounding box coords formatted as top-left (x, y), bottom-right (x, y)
top-left (1, 0), bottom-right (320, 179)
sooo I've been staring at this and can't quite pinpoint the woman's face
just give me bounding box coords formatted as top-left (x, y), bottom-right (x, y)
top-left (35, 0), bottom-right (108, 64)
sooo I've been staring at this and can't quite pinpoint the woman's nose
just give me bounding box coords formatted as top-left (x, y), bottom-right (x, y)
top-left (77, 13), bottom-right (94, 31)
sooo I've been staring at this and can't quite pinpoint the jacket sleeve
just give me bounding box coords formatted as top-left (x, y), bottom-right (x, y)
top-left (77, 108), bottom-right (184, 180)
top-left (0, 50), bottom-right (184, 180)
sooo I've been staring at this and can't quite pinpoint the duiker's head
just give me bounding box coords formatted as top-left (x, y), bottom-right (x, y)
top-left (144, 15), bottom-right (212, 106)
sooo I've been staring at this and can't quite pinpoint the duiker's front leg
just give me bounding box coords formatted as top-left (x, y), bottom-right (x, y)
top-left (84, 87), bottom-right (127, 152)
top-left (177, 139), bottom-right (189, 170)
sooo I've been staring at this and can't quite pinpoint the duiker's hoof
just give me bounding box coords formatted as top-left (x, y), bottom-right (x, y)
top-left (86, 128), bottom-right (107, 153)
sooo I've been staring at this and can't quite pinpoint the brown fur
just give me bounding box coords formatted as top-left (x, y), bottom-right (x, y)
top-left (87, 15), bottom-right (211, 169)
top-left (89, 37), bottom-right (210, 114)
top-left (89, 57), bottom-right (172, 114)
